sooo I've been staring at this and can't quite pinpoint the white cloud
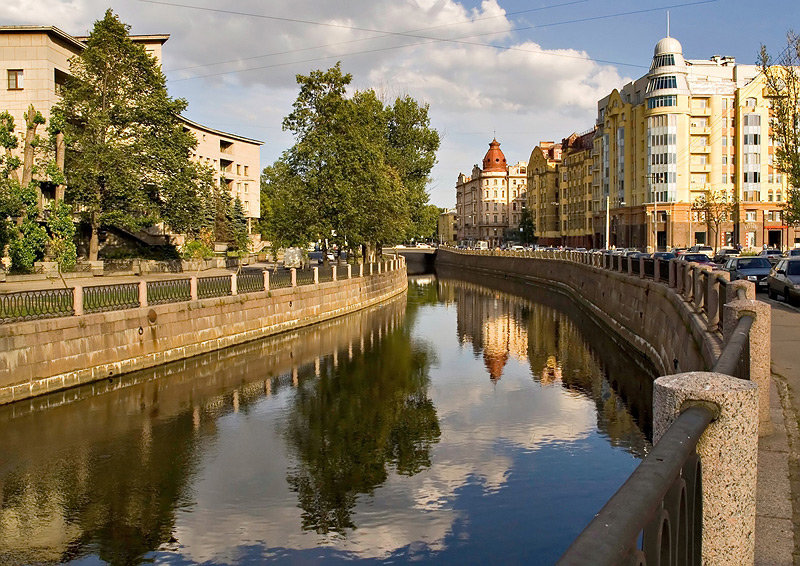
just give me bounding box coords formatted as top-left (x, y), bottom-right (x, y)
top-left (0, 0), bottom-right (631, 207)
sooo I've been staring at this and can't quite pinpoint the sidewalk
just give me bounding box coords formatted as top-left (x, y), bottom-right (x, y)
top-left (756, 297), bottom-right (800, 565)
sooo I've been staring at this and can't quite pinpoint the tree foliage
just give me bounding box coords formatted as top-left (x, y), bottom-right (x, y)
top-left (692, 189), bottom-right (732, 251)
top-left (760, 31), bottom-right (800, 226)
top-left (55, 10), bottom-right (210, 260)
top-left (519, 207), bottom-right (537, 244)
top-left (261, 63), bottom-right (439, 256)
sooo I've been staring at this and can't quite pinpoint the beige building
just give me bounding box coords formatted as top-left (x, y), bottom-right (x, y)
top-left (0, 25), bottom-right (262, 233)
top-left (589, 35), bottom-right (797, 251)
top-left (437, 208), bottom-right (457, 245)
top-left (456, 138), bottom-right (527, 247)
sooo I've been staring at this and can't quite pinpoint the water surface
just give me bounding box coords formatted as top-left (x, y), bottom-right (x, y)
top-left (0, 273), bottom-right (653, 565)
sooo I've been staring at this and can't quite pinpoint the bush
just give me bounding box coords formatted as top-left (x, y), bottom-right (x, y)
top-left (181, 239), bottom-right (214, 261)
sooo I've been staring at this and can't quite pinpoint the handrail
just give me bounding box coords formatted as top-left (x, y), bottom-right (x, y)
top-left (558, 405), bottom-right (714, 565)
top-left (712, 314), bottom-right (754, 377)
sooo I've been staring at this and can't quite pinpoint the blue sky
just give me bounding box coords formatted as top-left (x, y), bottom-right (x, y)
top-left (3, 0), bottom-right (798, 207)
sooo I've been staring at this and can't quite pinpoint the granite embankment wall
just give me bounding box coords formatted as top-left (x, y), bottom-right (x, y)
top-left (0, 263), bottom-right (407, 405)
top-left (436, 249), bottom-right (721, 378)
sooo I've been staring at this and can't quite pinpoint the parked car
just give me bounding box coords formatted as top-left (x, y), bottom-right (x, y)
top-left (788, 249), bottom-right (800, 257)
top-left (681, 253), bottom-right (716, 266)
top-left (767, 258), bottom-right (800, 304)
top-left (671, 247), bottom-right (688, 256)
top-left (652, 251), bottom-right (676, 261)
top-left (688, 245), bottom-right (714, 258)
top-left (759, 249), bottom-right (784, 265)
top-left (722, 256), bottom-right (773, 291)
top-left (713, 248), bottom-right (739, 264)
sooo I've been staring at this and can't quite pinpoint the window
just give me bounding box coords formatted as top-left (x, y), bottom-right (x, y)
top-left (7, 69), bottom-right (23, 90)
top-left (647, 75), bottom-right (678, 92)
top-left (650, 54), bottom-right (675, 70)
top-left (647, 95), bottom-right (677, 109)
top-left (745, 210), bottom-right (757, 222)
top-left (244, 166), bottom-right (248, 176)
top-left (746, 97), bottom-right (757, 107)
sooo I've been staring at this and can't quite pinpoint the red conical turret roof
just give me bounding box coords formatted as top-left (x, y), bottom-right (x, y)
top-left (482, 138), bottom-right (507, 172)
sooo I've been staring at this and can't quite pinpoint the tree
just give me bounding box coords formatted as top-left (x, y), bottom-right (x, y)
top-left (518, 207), bottom-right (537, 245)
top-left (385, 96), bottom-right (440, 241)
top-left (228, 197), bottom-right (249, 254)
top-left (692, 189), bottom-right (732, 251)
top-left (263, 63), bottom-right (439, 260)
top-left (760, 32), bottom-right (800, 226)
top-left (55, 10), bottom-right (207, 261)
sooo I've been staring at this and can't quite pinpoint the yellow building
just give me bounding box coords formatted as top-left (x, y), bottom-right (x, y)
top-left (0, 25), bottom-right (262, 234)
top-left (592, 35), bottom-right (797, 251)
top-left (527, 141), bottom-right (562, 245)
top-left (455, 138), bottom-right (527, 247)
top-left (437, 208), bottom-right (457, 245)
top-left (560, 131), bottom-right (596, 248)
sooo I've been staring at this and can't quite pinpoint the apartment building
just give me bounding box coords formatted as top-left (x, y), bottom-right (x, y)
top-left (437, 208), bottom-right (457, 245)
top-left (527, 141), bottom-right (562, 245)
top-left (455, 138), bottom-right (527, 247)
top-left (590, 34), bottom-right (797, 251)
top-left (560, 131), bottom-right (596, 248)
top-left (0, 25), bottom-right (262, 233)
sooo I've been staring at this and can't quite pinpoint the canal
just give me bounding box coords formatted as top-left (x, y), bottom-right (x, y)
top-left (0, 270), bottom-right (655, 565)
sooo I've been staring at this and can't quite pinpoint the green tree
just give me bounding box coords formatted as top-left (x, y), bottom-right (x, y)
top-left (385, 96), bottom-right (440, 240)
top-left (55, 10), bottom-right (207, 261)
top-left (414, 203), bottom-right (441, 241)
top-left (229, 196), bottom-right (249, 254)
top-left (519, 207), bottom-right (537, 244)
top-left (264, 63), bottom-right (439, 260)
top-left (760, 31), bottom-right (800, 226)
top-left (46, 200), bottom-right (77, 270)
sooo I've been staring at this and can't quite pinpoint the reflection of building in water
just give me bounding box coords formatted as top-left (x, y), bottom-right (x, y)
top-left (445, 278), bottom-right (530, 381)
top-left (438, 276), bottom-right (649, 456)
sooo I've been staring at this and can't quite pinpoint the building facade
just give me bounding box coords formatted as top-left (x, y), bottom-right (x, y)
top-left (527, 141), bottom-right (562, 245)
top-left (590, 35), bottom-right (798, 251)
top-left (0, 25), bottom-right (262, 234)
top-left (455, 139), bottom-right (527, 247)
top-left (437, 208), bottom-right (457, 245)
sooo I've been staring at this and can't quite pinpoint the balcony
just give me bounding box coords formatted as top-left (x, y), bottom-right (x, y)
top-left (689, 145), bottom-right (711, 154)
top-left (690, 107), bottom-right (712, 116)
top-left (689, 125), bottom-right (710, 135)
top-left (690, 164), bottom-right (712, 173)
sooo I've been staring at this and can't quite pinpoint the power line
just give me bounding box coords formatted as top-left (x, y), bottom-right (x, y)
top-left (164, 0), bottom-right (591, 74)
top-left (149, 0), bottom-right (717, 81)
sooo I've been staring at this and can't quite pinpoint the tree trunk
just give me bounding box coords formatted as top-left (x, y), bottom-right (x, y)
top-left (55, 131), bottom-right (65, 201)
top-left (89, 212), bottom-right (99, 262)
top-left (22, 105), bottom-right (41, 210)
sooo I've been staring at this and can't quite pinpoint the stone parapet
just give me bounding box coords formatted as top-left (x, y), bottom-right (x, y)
top-left (654, 372), bottom-right (758, 565)
top-left (0, 261), bottom-right (407, 405)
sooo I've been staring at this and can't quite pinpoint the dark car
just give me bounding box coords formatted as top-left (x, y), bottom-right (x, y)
top-left (787, 249), bottom-right (800, 258)
top-left (652, 251), bottom-right (676, 261)
top-left (767, 258), bottom-right (800, 304)
top-left (722, 256), bottom-right (773, 291)
top-left (681, 253), bottom-right (716, 266)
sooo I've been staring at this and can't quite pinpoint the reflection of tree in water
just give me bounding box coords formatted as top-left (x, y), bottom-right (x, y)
top-left (285, 328), bottom-right (440, 535)
top-left (0, 406), bottom-right (203, 566)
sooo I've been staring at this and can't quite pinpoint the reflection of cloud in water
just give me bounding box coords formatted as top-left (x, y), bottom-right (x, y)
top-left (169, 364), bottom-right (595, 562)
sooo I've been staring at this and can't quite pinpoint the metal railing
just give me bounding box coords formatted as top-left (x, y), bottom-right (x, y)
top-left (558, 405), bottom-right (712, 565)
top-left (0, 258), bottom-right (403, 323)
top-left (318, 265), bottom-right (334, 283)
top-left (197, 275), bottom-right (232, 299)
top-left (0, 288), bottom-right (74, 323)
top-left (269, 269), bottom-right (292, 289)
top-left (147, 278), bottom-right (191, 305)
top-left (83, 283), bottom-right (140, 314)
top-left (237, 270), bottom-right (264, 294)
top-left (296, 268), bottom-right (315, 286)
